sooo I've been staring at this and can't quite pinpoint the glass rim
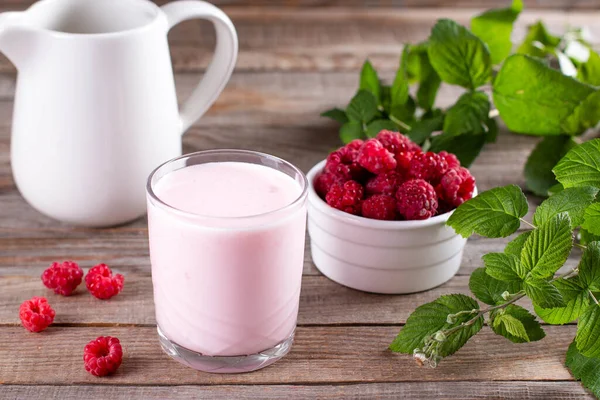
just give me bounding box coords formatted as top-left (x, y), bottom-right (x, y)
top-left (146, 149), bottom-right (309, 221)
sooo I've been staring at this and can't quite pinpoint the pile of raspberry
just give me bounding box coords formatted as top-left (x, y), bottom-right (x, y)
top-left (315, 130), bottom-right (475, 221)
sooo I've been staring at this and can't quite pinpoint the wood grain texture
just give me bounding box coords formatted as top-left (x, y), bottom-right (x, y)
top-left (0, 382), bottom-right (594, 400)
top-left (0, 8), bottom-right (598, 73)
top-left (0, 326), bottom-right (578, 385)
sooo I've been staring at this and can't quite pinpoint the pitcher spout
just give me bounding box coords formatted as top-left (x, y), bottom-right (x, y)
top-left (0, 12), bottom-right (33, 69)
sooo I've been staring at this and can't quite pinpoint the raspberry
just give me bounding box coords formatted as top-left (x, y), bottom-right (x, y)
top-left (365, 171), bottom-right (404, 196)
top-left (396, 150), bottom-right (416, 173)
top-left (41, 261), bottom-right (83, 296)
top-left (439, 151), bottom-right (461, 171)
top-left (357, 139), bottom-right (397, 174)
top-left (376, 130), bottom-right (420, 154)
top-left (84, 336), bottom-right (123, 377)
top-left (85, 264), bottom-right (124, 300)
top-left (408, 151), bottom-right (448, 183)
top-left (362, 195), bottom-right (398, 220)
top-left (314, 172), bottom-right (343, 198)
top-left (345, 139), bottom-right (364, 151)
top-left (437, 167), bottom-right (476, 207)
top-left (19, 297), bottom-right (55, 332)
top-left (396, 179), bottom-right (438, 220)
top-left (325, 146), bottom-right (367, 182)
top-left (325, 180), bottom-right (364, 215)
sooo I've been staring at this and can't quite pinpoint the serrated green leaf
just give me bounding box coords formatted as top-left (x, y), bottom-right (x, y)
top-left (470, 267), bottom-right (522, 305)
top-left (579, 242), bottom-right (600, 291)
top-left (534, 186), bottom-right (598, 228)
top-left (428, 132), bottom-right (485, 168)
top-left (471, 0), bottom-right (523, 64)
top-left (525, 278), bottom-right (567, 308)
top-left (521, 213), bottom-right (573, 279)
top-left (447, 185), bottom-right (528, 238)
top-left (339, 121), bottom-right (363, 143)
top-left (525, 135), bottom-right (577, 197)
top-left (359, 60), bottom-right (381, 103)
top-left (491, 304), bottom-right (545, 344)
top-left (407, 113), bottom-right (444, 145)
top-left (576, 305), bottom-right (600, 358)
top-left (504, 231), bottom-right (531, 257)
top-left (535, 286), bottom-right (590, 325)
top-left (321, 108), bottom-right (349, 124)
top-left (578, 50), bottom-right (600, 86)
top-left (483, 253), bottom-right (523, 282)
top-left (557, 277), bottom-right (591, 303)
top-left (583, 204), bottom-right (600, 237)
top-left (580, 228), bottom-right (600, 246)
top-left (390, 47), bottom-right (410, 117)
top-left (561, 91), bottom-right (600, 135)
top-left (517, 21), bottom-right (561, 59)
top-left (554, 139), bottom-right (600, 189)
top-left (493, 55), bottom-right (597, 136)
top-left (566, 340), bottom-right (600, 398)
top-left (389, 294), bottom-right (482, 357)
top-left (548, 183), bottom-right (564, 195)
top-left (428, 19), bottom-right (491, 90)
top-left (365, 119), bottom-right (398, 138)
top-left (346, 90), bottom-right (378, 124)
top-left (443, 91), bottom-right (490, 137)
top-left (485, 117), bottom-right (498, 143)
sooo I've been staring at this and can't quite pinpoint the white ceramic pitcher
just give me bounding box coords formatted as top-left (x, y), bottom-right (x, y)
top-left (0, 0), bottom-right (238, 226)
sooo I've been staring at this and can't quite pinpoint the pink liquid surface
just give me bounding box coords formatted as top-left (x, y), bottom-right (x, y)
top-left (148, 162), bottom-right (306, 356)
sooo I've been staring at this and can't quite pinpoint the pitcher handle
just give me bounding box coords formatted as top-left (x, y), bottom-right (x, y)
top-left (161, 1), bottom-right (238, 134)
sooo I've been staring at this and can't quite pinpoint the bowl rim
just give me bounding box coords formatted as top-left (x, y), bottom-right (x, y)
top-left (307, 159), bottom-right (478, 231)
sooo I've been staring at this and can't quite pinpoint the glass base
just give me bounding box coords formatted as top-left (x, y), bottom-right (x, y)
top-left (157, 326), bottom-right (295, 373)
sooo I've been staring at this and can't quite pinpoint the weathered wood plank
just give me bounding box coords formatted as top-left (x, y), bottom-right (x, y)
top-left (0, 382), bottom-right (593, 400)
top-left (0, 8), bottom-right (598, 73)
top-left (0, 325), bottom-right (577, 384)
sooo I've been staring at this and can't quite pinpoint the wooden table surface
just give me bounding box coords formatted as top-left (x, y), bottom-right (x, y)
top-left (1, 3), bottom-right (600, 399)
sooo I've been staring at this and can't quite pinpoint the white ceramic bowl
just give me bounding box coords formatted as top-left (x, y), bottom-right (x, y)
top-left (307, 160), bottom-right (475, 294)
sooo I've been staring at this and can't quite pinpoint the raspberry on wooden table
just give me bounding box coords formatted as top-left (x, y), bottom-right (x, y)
top-left (357, 139), bottom-right (397, 174)
top-left (84, 336), bottom-right (123, 377)
top-left (325, 180), bottom-right (364, 215)
top-left (41, 261), bottom-right (83, 296)
top-left (396, 179), bottom-right (438, 220)
top-left (376, 130), bottom-right (420, 154)
top-left (437, 167), bottom-right (476, 207)
top-left (362, 194), bottom-right (398, 220)
top-left (408, 151), bottom-right (448, 183)
top-left (19, 296), bottom-right (55, 332)
top-left (85, 264), bottom-right (124, 300)
top-left (365, 170), bottom-right (404, 196)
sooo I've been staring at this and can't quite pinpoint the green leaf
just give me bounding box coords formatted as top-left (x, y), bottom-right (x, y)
top-left (428, 132), bottom-right (485, 168)
top-left (504, 231), bottom-right (531, 257)
top-left (535, 279), bottom-right (590, 324)
top-left (561, 91), bottom-right (600, 135)
top-left (483, 253), bottom-right (523, 282)
top-left (339, 121), bottom-right (363, 143)
top-left (366, 119), bottom-right (399, 138)
top-left (579, 242), bottom-right (600, 291)
top-left (554, 139), bottom-right (600, 189)
top-left (390, 47), bottom-right (411, 117)
top-left (428, 19), bottom-right (491, 90)
top-left (521, 212), bottom-right (573, 279)
top-left (491, 304), bottom-right (545, 344)
top-left (407, 113), bottom-right (444, 145)
top-left (471, 0), bottom-right (523, 64)
top-left (517, 21), bottom-right (561, 59)
top-left (321, 108), bottom-right (349, 124)
top-left (576, 305), bottom-right (600, 358)
top-left (583, 204), bottom-right (600, 236)
top-left (493, 54), bottom-right (598, 136)
top-left (524, 135), bottom-right (577, 197)
top-left (566, 340), bottom-right (600, 398)
top-left (484, 117), bottom-right (498, 143)
top-left (359, 60), bottom-right (381, 103)
top-left (578, 50), bottom-right (600, 86)
top-left (470, 267), bottom-right (521, 305)
top-left (581, 228), bottom-right (600, 246)
top-left (525, 278), bottom-right (567, 308)
top-left (447, 185), bottom-right (528, 238)
top-left (346, 90), bottom-right (378, 124)
top-left (389, 294), bottom-right (482, 357)
top-left (533, 186), bottom-right (599, 228)
top-left (443, 91), bottom-right (490, 137)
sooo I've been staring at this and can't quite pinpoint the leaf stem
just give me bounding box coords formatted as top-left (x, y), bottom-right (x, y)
top-left (389, 115), bottom-right (412, 131)
top-left (589, 290), bottom-right (600, 306)
top-left (520, 218), bottom-right (536, 230)
top-left (574, 242), bottom-right (587, 251)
